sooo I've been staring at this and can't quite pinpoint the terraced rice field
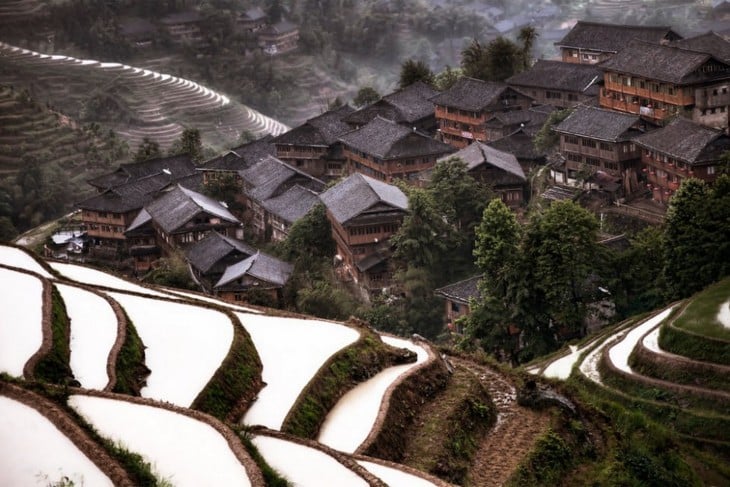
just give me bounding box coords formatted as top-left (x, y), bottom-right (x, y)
top-left (0, 244), bottom-right (450, 485)
top-left (0, 42), bottom-right (289, 153)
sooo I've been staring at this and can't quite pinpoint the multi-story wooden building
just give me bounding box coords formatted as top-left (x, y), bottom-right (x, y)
top-left (339, 116), bottom-right (455, 184)
top-left (272, 105), bottom-right (354, 180)
top-left (434, 142), bottom-right (528, 208)
top-left (553, 106), bottom-right (654, 195)
top-left (634, 117), bottom-right (730, 204)
top-left (79, 155), bottom-right (196, 251)
top-left (133, 184), bottom-right (242, 258)
top-left (343, 81), bottom-right (439, 134)
top-left (599, 40), bottom-right (730, 129)
top-left (239, 155), bottom-right (325, 242)
top-left (506, 60), bottom-right (602, 108)
top-left (431, 77), bottom-right (533, 148)
top-left (320, 173), bottom-right (408, 291)
top-left (555, 21), bottom-right (681, 65)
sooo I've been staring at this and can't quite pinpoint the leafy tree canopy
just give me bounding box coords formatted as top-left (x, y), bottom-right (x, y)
top-left (399, 58), bottom-right (434, 89)
top-left (352, 86), bottom-right (381, 108)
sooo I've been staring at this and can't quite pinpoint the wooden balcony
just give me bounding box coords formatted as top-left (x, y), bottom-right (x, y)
top-left (604, 79), bottom-right (693, 106)
top-left (600, 93), bottom-right (669, 121)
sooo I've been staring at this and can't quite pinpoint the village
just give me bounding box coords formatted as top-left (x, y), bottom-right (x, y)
top-left (58, 15), bottom-right (729, 334)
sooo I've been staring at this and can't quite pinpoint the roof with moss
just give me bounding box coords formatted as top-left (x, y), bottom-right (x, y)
top-left (320, 172), bottom-right (408, 225)
top-left (633, 117), bottom-right (730, 164)
top-left (555, 21), bottom-right (681, 53)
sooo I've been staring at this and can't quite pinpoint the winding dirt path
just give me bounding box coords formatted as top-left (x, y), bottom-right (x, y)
top-left (452, 358), bottom-right (551, 487)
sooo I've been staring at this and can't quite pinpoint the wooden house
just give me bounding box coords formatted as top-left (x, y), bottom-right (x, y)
top-left (339, 116), bottom-right (455, 184)
top-left (555, 21), bottom-right (681, 64)
top-left (506, 60), bottom-right (602, 108)
top-left (633, 117), bottom-right (730, 204)
top-left (553, 106), bottom-right (655, 195)
top-left (343, 81), bottom-right (439, 134)
top-left (214, 251), bottom-right (293, 306)
top-left (434, 142), bottom-right (528, 207)
top-left (79, 155), bottom-right (196, 252)
top-left (185, 231), bottom-right (257, 292)
top-left (238, 155), bottom-right (325, 242)
top-left (133, 184), bottom-right (242, 258)
top-left (599, 40), bottom-right (730, 129)
top-left (320, 173), bottom-right (408, 291)
top-left (273, 105), bottom-right (355, 180)
top-left (434, 275), bottom-right (481, 333)
top-left (431, 77), bottom-right (533, 148)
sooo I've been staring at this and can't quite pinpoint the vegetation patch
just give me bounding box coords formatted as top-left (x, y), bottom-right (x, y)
top-left (659, 323), bottom-right (730, 366)
top-left (111, 310), bottom-right (150, 396)
top-left (673, 278), bottom-right (730, 341)
top-left (508, 429), bottom-right (574, 486)
top-left (362, 356), bottom-right (450, 460)
top-left (237, 429), bottom-right (291, 487)
top-left (429, 371), bottom-right (496, 484)
top-left (191, 312), bottom-right (264, 422)
top-left (33, 286), bottom-right (74, 384)
top-left (281, 325), bottom-right (415, 439)
top-left (571, 374), bottom-right (730, 444)
top-left (629, 343), bottom-right (730, 392)
top-left (599, 352), bottom-right (730, 416)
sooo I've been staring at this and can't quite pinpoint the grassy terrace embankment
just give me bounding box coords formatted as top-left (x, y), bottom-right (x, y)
top-left (32, 285), bottom-right (74, 384)
top-left (191, 309), bottom-right (264, 423)
top-left (281, 323), bottom-right (415, 439)
top-left (111, 308), bottom-right (149, 396)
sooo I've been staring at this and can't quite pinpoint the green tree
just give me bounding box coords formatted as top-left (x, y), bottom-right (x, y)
top-left (399, 58), bottom-right (434, 89)
top-left (391, 188), bottom-right (452, 270)
top-left (134, 137), bottom-right (161, 162)
top-left (533, 108), bottom-right (573, 154)
top-left (267, 0), bottom-right (284, 24)
top-left (524, 200), bottom-right (600, 341)
top-left (276, 204), bottom-right (335, 263)
top-left (169, 128), bottom-right (203, 163)
top-left (433, 65), bottom-right (462, 91)
top-left (461, 37), bottom-right (523, 81)
top-left (352, 86), bottom-right (380, 108)
top-left (662, 176), bottom-right (730, 299)
top-left (202, 174), bottom-right (244, 214)
top-left (517, 25), bottom-right (538, 69)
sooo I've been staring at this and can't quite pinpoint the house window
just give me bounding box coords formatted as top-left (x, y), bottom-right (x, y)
top-left (564, 135), bottom-right (579, 145)
top-left (707, 166), bottom-right (716, 175)
top-left (582, 139), bottom-right (597, 148)
top-left (604, 161), bottom-right (618, 171)
top-left (567, 153), bottom-right (582, 162)
top-left (586, 157), bottom-right (600, 167)
top-left (599, 142), bottom-right (613, 152)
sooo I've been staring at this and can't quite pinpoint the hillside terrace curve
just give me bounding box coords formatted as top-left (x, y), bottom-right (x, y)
top-left (0, 41), bottom-right (289, 152)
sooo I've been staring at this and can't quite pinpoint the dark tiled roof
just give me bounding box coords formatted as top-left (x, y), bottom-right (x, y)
top-left (554, 106), bottom-right (642, 142)
top-left (355, 252), bottom-right (389, 273)
top-left (599, 40), bottom-right (721, 85)
top-left (488, 128), bottom-right (545, 161)
top-left (555, 21), bottom-right (681, 53)
top-left (274, 105), bottom-right (354, 146)
top-left (380, 81), bottom-right (438, 123)
top-left (507, 60), bottom-right (602, 95)
top-left (484, 110), bottom-right (533, 128)
top-left (185, 232), bottom-right (256, 274)
top-left (320, 173), bottom-right (408, 225)
top-left (262, 185), bottom-right (321, 224)
top-left (434, 275), bottom-right (482, 304)
top-left (671, 31), bottom-right (730, 62)
top-left (339, 116), bottom-right (454, 159)
top-left (78, 171), bottom-right (175, 212)
top-left (633, 117), bottom-right (730, 164)
top-left (88, 154), bottom-right (195, 190)
top-left (215, 252), bottom-right (293, 288)
top-left (430, 77), bottom-right (515, 111)
top-left (439, 141), bottom-right (526, 180)
top-left (145, 185), bottom-right (239, 234)
top-left (241, 155), bottom-right (325, 201)
top-left (343, 102), bottom-right (403, 126)
top-left (230, 135), bottom-right (277, 164)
